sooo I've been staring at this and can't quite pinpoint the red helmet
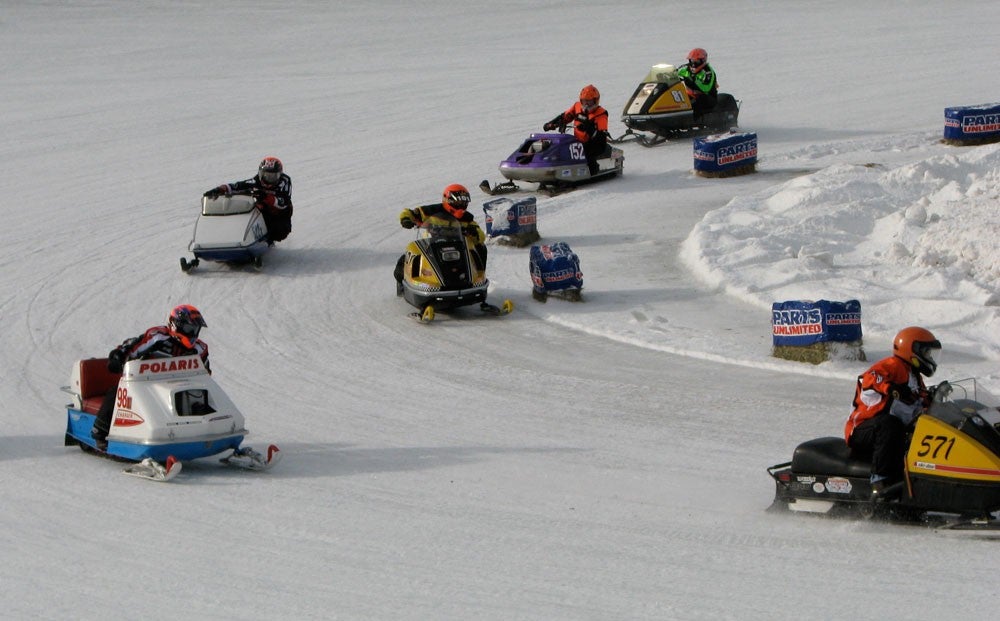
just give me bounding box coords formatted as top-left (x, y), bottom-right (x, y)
top-left (687, 48), bottom-right (708, 71)
top-left (258, 156), bottom-right (283, 187)
top-left (168, 304), bottom-right (207, 349)
top-left (893, 326), bottom-right (941, 377)
top-left (441, 183), bottom-right (471, 218)
top-left (579, 84), bottom-right (600, 110)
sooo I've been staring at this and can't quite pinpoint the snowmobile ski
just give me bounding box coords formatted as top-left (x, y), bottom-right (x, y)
top-left (479, 179), bottom-right (521, 196)
top-left (122, 456), bottom-right (182, 482)
top-left (410, 299), bottom-right (512, 323)
top-left (481, 300), bottom-right (514, 316)
top-left (219, 444), bottom-right (282, 471)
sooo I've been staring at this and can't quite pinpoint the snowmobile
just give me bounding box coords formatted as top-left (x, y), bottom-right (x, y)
top-left (612, 63), bottom-right (740, 147)
top-left (399, 221), bottom-right (513, 323)
top-left (479, 131), bottom-right (624, 196)
top-left (63, 354), bottom-right (280, 481)
top-left (180, 191), bottom-right (270, 272)
top-left (768, 379), bottom-right (1000, 533)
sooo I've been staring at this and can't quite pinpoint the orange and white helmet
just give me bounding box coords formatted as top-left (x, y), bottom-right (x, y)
top-left (441, 183), bottom-right (471, 218)
top-left (893, 326), bottom-right (941, 377)
top-left (168, 304), bottom-right (207, 349)
top-left (687, 48), bottom-right (708, 72)
top-left (579, 84), bottom-right (600, 111)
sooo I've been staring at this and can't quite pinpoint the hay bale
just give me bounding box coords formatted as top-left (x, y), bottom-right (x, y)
top-left (773, 340), bottom-right (866, 365)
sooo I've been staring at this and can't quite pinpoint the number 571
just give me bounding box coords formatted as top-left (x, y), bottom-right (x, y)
top-left (917, 434), bottom-right (954, 460)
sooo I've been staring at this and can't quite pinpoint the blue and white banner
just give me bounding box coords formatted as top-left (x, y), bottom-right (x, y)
top-left (693, 132), bottom-right (758, 174)
top-left (483, 197), bottom-right (537, 237)
top-left (944, 103), bottom-right (1000, 142)
top-left (771, 299), bottom-right (862, 346)
top-left (530, 242), bottom-right (582, 293)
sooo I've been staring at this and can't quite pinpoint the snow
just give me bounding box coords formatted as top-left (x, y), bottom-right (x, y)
top-left (4, 1), bottom-right (1000, 619)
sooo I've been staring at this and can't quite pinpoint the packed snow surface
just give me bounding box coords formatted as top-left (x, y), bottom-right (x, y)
top-left (3, 2), bottom-right (1000, 619)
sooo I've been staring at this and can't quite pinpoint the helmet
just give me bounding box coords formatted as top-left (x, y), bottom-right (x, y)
top-left (441, 183), bottom-right (471, 218)
top-left (168, 304), bottom-right (207, 349)
top-left (258, 156), bottom-right (283, 187)
top-left (893, 326), bottom-right (941, 377)
top-left (579, 84), bottom-right (600, 110)
top-left (687, 48), bottom-right (708, 71)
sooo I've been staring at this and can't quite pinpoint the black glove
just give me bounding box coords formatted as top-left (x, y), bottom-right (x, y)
top-left (204, 184), bottom-right (228, 198)
top-left (107, 349), bottom-right (125, 374)
top-left (924, 384), bottom-right (938, 403)
top-left (890, 383), bottom-right (917, 405)
top-left (577, 119), bottom-right (596, 135)
top-left (543, 122), bottom-right (555, 131)
top-left (401, 215), bottom-right (416, 229)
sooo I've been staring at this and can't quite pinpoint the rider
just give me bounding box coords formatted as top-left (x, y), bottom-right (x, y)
top-left (543, 84), bottom-right (609, 176)
top-left (393, 184), bottom-right (486, 295)
top-left (204, 156), bottom-right (293, 245)
top-left (844, 326), bottom-right (941, 499)
top-left (677, 48), bottom-right (718, 120)
top-left (90, 305), bottom-right (210, 450)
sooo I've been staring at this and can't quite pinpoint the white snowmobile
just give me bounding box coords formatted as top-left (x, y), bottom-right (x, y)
top-left (63, 354), bottom-right (280, 481)
top-left (180, 192), bottom-right (270, 272)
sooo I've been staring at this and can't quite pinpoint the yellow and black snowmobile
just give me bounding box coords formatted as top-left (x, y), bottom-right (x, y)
top-left (399, 221), bottom-right (512, 323)
top-left (768, 379), bottom-right (1000, 533)
top-left (613, 63), bottom-right (740, 147)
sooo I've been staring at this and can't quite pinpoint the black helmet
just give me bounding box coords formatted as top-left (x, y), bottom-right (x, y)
top-left (258, 156), bottom-right (283, 187)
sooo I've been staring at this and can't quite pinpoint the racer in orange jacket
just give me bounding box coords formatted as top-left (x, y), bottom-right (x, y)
top-left (844, 326), bottom-right (941, 498)
top-left (543, 84), bottom-right (609, 176)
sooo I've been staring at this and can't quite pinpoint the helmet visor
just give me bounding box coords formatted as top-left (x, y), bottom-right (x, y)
top-left (913, 341), bottom-right (942, 376)
top-left (260, 170), bottom-right (281, 186)
top-left (445, 191), bottom-right (470, 214)
top-left (176, 321), bottom-right (201, 339)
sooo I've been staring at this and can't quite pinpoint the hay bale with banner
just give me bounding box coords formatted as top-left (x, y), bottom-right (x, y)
top-left (942, 103), bottom-right (1000, 146)
top-left (771, 299), bottom-right (865, 364)
top-left (529, 242), bottom-right (582, 302)
top-left (693, 131), bottom-right (757, 178)
top-left (483, 196), bottom-right (540, 247)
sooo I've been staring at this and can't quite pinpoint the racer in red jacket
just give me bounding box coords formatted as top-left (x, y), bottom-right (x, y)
top-left (90, 305), bottom-right (209, 449)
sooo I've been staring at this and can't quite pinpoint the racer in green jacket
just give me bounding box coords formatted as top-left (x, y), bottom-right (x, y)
top-left (677, 48), bottom-right (718, 120)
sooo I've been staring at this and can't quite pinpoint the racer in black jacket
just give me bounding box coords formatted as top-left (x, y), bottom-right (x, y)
top-left (205, 156), bottom-right (293, 244)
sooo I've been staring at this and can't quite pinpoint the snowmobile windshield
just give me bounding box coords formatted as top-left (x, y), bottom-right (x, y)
top-left (419, 222), bottom-right (464, 240)
top-left (643, 64), bottom-right (680, 84)
top-left (931, 379), bottom-right (1000, 423)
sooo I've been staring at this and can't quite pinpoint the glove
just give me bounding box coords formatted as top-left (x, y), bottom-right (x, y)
top-left (400, 210), bottom-right (417, 229)
top-left (543, 122), bottom-right (555, 131)
top-left (890, 383), bottom-right (917, 405)
top-left (257, 193), bottom-right (277, 208)
top-left (204, 185), bottom-right (228, 198)
top-left (577, 119), bottom-right (596, 135)
top-left (107, 349), bottom-right (125, 374)
top-left (923, 384), bottom-right (938, 405)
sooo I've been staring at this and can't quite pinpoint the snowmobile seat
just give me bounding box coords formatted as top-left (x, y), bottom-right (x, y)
top-left (77, 358), bottom-right (121, 414)
top-left (791, 436), bottom-right (871, 479)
